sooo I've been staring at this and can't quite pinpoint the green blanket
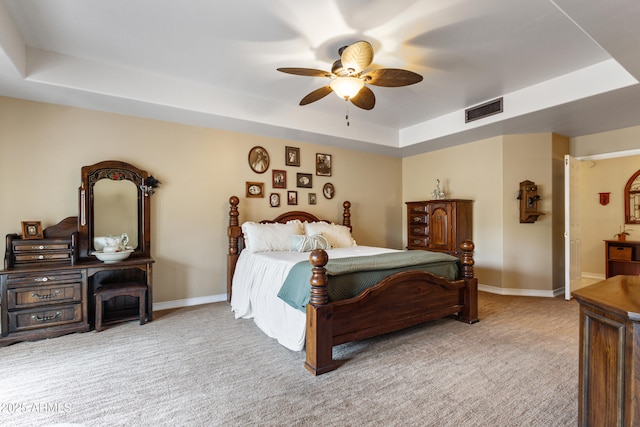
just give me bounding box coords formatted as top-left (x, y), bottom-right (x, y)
top-left (277, 250), bottom-right (460, 312)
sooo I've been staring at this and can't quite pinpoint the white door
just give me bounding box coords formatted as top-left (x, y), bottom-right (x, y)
top-left (564, 154), bottom-right (582, 300)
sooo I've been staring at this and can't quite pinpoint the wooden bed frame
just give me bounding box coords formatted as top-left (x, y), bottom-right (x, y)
top-left (227, 196), bottom-right (478, 375)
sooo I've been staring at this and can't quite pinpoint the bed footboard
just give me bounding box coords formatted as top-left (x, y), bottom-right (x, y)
top-left (305, 241), bottom-right (478, 376)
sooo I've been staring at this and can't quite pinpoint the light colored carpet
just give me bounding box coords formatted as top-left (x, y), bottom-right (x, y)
top-left (0, 292), bottom-right (579, 426)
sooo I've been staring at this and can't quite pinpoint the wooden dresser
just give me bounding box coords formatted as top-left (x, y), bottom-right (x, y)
top-left (406, 199), bottom-right (473, 257)
top-left (572, 276), bottom-right (640, 426)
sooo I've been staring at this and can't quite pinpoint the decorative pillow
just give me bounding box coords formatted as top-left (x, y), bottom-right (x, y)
top-left (241, 220), bottom-right (303, 252)
top-left (303, 222), bottom-right (356, 248)
top-left (290, 234), bottom-right (331, 252)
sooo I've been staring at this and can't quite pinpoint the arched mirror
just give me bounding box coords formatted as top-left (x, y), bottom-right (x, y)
top-left (94, 179), bottom-right (139, 249)
top-left (78, 160), bottom-right (151, 260)
top-left (625, 169), bottom-right (640, 224)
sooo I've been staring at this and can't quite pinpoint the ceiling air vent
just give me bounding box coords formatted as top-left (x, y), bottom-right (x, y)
top-left (465, 97), bottom-right (503, 123)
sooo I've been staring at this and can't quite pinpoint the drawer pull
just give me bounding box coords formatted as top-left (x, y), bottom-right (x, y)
top-left (412, 217), bottom-right (422, 223)
top-left (413, 239), bottom-right (422, 245)
top-left (31, 290), bottom-right (62, 299)
top-left (34, 277), bottom-right (56, 282)
top-left (32, 312), bottom-right (61, 322)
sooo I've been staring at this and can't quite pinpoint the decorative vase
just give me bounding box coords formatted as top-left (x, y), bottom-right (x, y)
top-left (618, 234), bottom-right (627, 241)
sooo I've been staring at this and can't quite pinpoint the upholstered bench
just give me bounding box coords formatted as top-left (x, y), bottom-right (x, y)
top-left (94, 282), bottom-right (147, 332)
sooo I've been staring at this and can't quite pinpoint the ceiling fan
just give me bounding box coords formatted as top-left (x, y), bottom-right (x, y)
top-left (277, 41), bottom-right (423, 112)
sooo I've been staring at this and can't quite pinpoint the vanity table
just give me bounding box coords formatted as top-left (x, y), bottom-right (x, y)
top-left (1, 160), bottom-right (156, 346)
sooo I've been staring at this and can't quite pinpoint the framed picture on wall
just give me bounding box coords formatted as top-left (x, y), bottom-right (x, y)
top-left (285, 146), bottom-right (300, 167)
top-left (296, 173), bottom-right (312, 188)
top-left (316, 153), bottom-right (332, 176)
top-left (272, 170), bottom-right (286, 188)
top-left (248, 146), bottom-right (270, 174)
top-left (21, 221), bottom-right (43, 240)
top-left (269, 193), bottom-right (280, 207)
top-left (308, 193), bottom-right (317, 205)
top-left (246, 182), bottom-right (264, 198)
top-left (287, 191), bottom-right (298, 205)
top-left (323, 183), bottom-right (335, 199)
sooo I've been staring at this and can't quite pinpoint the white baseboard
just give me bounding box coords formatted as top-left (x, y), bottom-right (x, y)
top-left (582, 272), bottom-right (606, 281)
top-left (478, 283), bottom-right (558, 298)
top-left (153, 294), bottom-right (227, 311)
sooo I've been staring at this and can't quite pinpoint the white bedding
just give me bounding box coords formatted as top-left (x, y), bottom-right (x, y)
top-left (230, 246), bottom-right (399, 351)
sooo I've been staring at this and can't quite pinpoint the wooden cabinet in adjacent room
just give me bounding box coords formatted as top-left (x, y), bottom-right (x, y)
top-left (406, 199), bottom-right (473, 257)
top-left (604, 239), bottom-right (640, 278)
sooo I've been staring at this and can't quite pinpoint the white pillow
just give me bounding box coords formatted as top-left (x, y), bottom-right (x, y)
top-left (241, 220), bottom-right (303, 252)
top-left (303, 222), bottom-right (356, 248)
top-left (290, 234), bottom-right (331, 252)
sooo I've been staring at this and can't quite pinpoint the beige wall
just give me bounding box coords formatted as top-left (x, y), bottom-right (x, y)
top-left (572, 126), bottom-right (640, 278)
top-left (403, 133), bottom-right (568, 295)
top-left (403, 137), bottom-right (504, 289)
top-left (578, 154), bottom-right (640, 277)
top-left (0, 96), bottom-right (402, 305)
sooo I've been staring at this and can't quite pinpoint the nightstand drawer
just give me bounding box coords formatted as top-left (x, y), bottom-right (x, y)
top-left (7, 283), bottom-right (82, 309)
top-left (8, 304), bottom-right (82, 332)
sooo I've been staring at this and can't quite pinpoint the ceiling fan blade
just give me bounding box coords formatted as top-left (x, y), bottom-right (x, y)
top-left (340, 41), bottom-right (374, 75)
top-left (361, 68), bottom-right (423, 87)
top-left (277, 68), bottom-right (333, 78)
top-left (349, 86), bottom-right (375, 110)
top-left (300, 86), bottom-right (334, 105)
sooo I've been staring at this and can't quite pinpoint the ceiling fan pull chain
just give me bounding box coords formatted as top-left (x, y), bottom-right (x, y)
top-left (345, 100), bottom-right (350, 126)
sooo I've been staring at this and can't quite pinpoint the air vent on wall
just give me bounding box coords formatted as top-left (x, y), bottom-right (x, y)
top-left (465, 97), bottom-right (503, 123)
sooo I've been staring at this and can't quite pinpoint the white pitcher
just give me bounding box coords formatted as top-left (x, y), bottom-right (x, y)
top-left (100, 233), bottom-right (129, 252)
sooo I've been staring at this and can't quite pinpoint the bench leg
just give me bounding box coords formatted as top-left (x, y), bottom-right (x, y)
top-left (139, 290), bottom-right (146, 325)
top-left (95, 294), bottom-right (103, 332)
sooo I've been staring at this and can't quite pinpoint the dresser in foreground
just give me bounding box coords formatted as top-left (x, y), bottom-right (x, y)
top-left (572, 275), bottom-right (640, 426)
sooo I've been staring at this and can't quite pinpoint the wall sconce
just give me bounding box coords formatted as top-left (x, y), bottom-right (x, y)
top-left (517, 180), bottom-right (544, 223)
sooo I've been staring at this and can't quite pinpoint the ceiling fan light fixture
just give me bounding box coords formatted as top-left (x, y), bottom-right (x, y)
top-left (330, 77), bottom-right (364, 100)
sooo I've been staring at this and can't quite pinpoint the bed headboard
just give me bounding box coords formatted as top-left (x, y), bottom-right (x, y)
top-left (226, 196), bottom-right (352, 302)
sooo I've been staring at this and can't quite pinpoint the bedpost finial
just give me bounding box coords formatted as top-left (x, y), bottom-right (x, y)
top-left (343, 201), bottom-right (351, 210)
top-left (230, 196), bottom-right (239, 207)
top-left (460, 240), bottom-right (475, 279)
top-left (309, 249), bottom-right (329, 306)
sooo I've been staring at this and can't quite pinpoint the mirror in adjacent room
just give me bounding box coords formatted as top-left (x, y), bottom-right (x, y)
top-left (625, 169), bottom-right (640, 224)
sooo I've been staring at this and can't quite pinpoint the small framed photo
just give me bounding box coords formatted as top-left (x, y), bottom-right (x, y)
top-left (308, 193), bottom-right (317, 205)
top-left (269, 193), bottom-right (280, 207)
top-left (297, 173), bottom-right (312, 188)
top-left (246, 182), bottom-right (264, 198)
top-left (285, 146), bottom-right (300, 167)
top-left (323, 183), bottom-right (335, 199)
top-left (287, 191), bottom-right (298, 205)
top-left (316, 153), bottom-right (332, 176)
top-left (21, 221), bottom-right (43, 240)
top-left (272, 170), bottom-right (286, 188)
top-left (248, 146), bottom-right (270, 174)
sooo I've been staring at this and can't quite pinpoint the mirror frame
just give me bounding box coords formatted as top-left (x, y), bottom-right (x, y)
top-left (625, 169), bottom-right (640, 224)
top-left (78, 160), bottom-right (151, 260)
